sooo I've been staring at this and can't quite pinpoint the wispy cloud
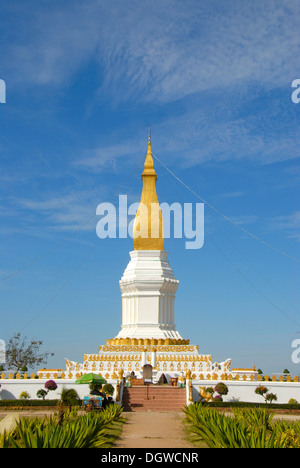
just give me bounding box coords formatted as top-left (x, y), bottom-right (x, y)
top-left (269, 211), bottom-right (300, 242)
top-left (74, 141), bottom-right (141, 172)
top-left (229, 215), bottom-right (259, 226)
top-left (147, 104), bottom-right (299, 167)
top-left (219, 192), bottom-right (245, 199)
top-left (92, 0), bottom-right (300, 104)
top-left (2, 2), bottom-right (101, 87)
top-left (7, 192), bottom-right (100, 234)
top-left (2, 0), bottom-right (299, 104)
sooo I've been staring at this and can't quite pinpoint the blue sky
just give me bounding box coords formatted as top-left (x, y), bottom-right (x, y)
top-left (0, 0), bottom-right (299, 375)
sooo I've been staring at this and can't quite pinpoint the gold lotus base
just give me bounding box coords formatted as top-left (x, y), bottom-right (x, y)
top-left (105, 338), bottom-right (190, 347)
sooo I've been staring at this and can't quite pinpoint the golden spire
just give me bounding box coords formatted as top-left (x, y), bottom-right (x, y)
top-left (142, 127), bottom-right (156, 176)
top-left (133, 130), bottom-right (164, 250)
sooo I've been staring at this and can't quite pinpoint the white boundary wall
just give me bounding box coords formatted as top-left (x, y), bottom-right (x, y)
top-left (0, 379), bottom-right (299, 405)
top-left (190, 380), bottom-right (300, 405)
top-left (0, 379), bottom-right (119, 403)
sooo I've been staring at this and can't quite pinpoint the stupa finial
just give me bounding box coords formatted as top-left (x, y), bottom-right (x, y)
top-left (133, 129), bottom-right (164, 250)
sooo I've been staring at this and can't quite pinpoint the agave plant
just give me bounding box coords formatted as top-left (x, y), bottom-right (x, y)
top-left (232, 407), bottom-right (275, 431)
top-left (0, 404), bottom-right (124, 448)
top-left (272, 419), bottom-right (300, 448)
top-left (0, 406), bottom-right (122, 448)
top-left (183, 404), bottom-right (300, 448)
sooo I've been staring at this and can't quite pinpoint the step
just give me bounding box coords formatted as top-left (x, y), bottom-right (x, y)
top-left (123, 395), bottom-right (185, 399)
top-left (122, 386), bottom-right (187, 412)
top-left (123, 395), bottom-right (186, 401)
top-left (123, 388), bottom-right (186, 393)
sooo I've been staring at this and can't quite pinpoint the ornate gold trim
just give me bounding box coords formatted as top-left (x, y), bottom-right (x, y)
top-left (104, 338), bottom-right (190, 347)
top-left (37, 369), bottom-right (63, 372)
top-left (99, 345), bottom-right (196, 353)
top-left (232, 368), bottom-right (256, 371)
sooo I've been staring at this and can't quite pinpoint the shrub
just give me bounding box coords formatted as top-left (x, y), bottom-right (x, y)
top-left (57, 388), bottom-right (81, 424)
top-left (213, 395), bottom-right (223, 402)
top-left (255, 386), bottom-right (278, 404)
top-left (214, 382), bottom-right (229, 396)
top-left (0, 399), bottom-right (59, 407)
top-left (45, 380), bottom-right (58, 391)
top-left (103, 384), bottom-right (114, 396)
top-left (288, 399), bottom-right (298, 405)
top-left (265, 393), bottom-right (278, 404)
top-left (37, 389), bottom-right (48, 400)
top-left (89, 383), bottom-right (103, 395)
top-left (255, 386), bottom-right (269, 397)
top-left (19, 391), bottom-right (30, 400)
top-left (59, 388), bottom-right (81, 407)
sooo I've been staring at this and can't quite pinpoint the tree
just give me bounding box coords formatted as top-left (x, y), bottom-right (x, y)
top-left (103, 383), bottom-right (114, 396)
top-left (57, 388), bottom-right (81, 424)
top-left (255, 385), bottom-right (269, 399)
top-left (89, 383), bottom-right (103, 395)
top-left (4, 333), bottom-right (54, 372)
top-left (45, 380), bottom-right (58, 392)
top-left (255, 385), bottom-right (277, 404)
top-left (59, 388), bottom-right (81, 407)
top-left (265, 393), bottom-right (278, 404)
top-left (37, 389), bottom-right (48, 400)
top-left (19, 391), bottom-right (30, 400)
top-left (214, 382), bottom-right (229, 396)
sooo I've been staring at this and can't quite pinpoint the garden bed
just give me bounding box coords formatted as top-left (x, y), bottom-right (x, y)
top-left (200, 401), bottom-right (300, 412)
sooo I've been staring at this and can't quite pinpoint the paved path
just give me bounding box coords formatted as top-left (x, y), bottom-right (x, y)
top-left (114, 411), bottom-right (195, 449)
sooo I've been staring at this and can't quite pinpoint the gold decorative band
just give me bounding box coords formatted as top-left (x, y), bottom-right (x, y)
top-left (232, 368), bottom-right (256, 371)
top-left (85, 352), bottom-right (211, 361)
top-left (105, 338), bottom-right (190, 347)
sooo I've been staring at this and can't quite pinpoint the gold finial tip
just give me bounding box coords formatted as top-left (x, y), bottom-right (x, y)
top-left (147, 126), bottom-right (152, 156)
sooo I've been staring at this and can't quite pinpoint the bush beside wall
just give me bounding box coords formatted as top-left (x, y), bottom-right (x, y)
top-left (0, 399), bottom-right (60, 407)
top-left (201, 401), bottom-right (300, 410)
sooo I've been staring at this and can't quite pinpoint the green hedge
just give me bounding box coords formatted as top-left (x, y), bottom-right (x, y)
top-left (200, 401), bottom-right (300, 410)
top-left (0, 399), bottom-right (299, 410)
top-left (0, 399), bottom-right (60, 407)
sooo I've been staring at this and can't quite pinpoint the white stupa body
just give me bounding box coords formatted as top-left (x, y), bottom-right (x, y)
top-left (115, 250), bottom-right (183, 340)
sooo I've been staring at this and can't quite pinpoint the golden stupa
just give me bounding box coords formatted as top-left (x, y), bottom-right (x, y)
top-left (133, 130), bottom-right (164, 251)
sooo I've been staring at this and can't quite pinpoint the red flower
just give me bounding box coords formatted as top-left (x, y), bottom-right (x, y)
top-left (45, 380), bottom-right (57, 391)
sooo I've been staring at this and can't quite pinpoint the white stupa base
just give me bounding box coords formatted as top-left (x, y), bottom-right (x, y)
top-left (115, 324), bottom-right (183, 341)
top-left (115, 250), bottom-right (184, 341)
top-left (62, 344), bottom-right (233, 384)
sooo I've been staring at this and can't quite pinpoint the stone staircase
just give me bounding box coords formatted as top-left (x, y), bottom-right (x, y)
top-left (121, 385), bottom-right (187, 412)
